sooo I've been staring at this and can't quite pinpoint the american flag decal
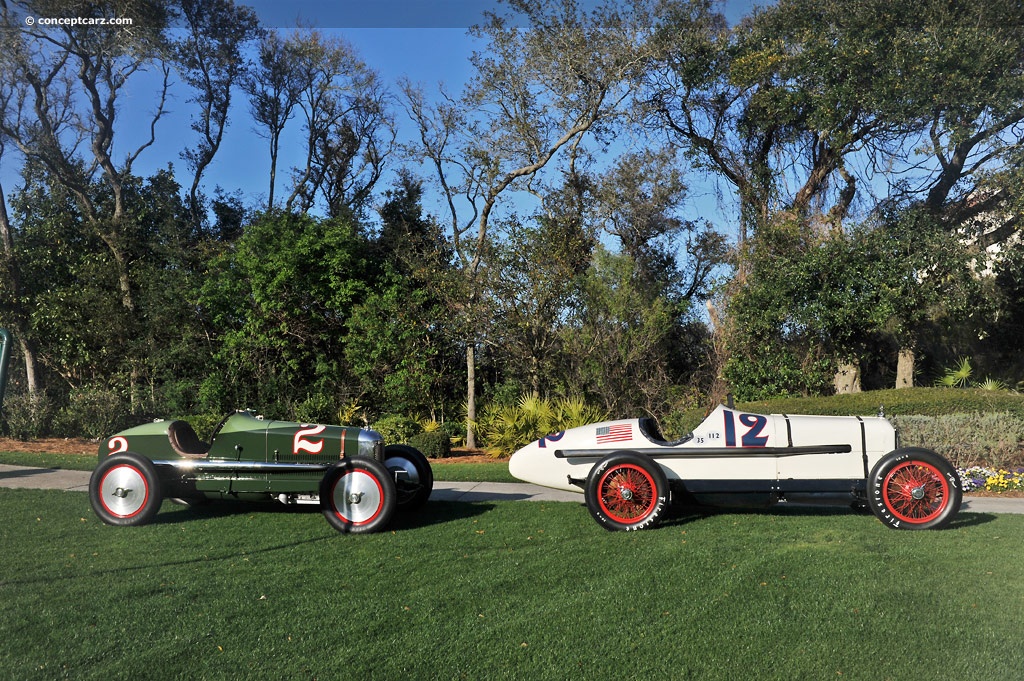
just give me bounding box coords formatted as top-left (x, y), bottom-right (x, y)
top-left (596, 423), bottom-right (633, 443)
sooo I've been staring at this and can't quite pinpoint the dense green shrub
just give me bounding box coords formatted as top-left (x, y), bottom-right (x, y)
top-left (372, 414), bottom-right (421, 444)
top-left (892, 413), bottom-right (1024, 468)
top-left (478, 394), bottom-right (607, 458)
top-left (408, 431), bottom-right (452, 459)
top-left (2, 392), bottom-right (54, 440)
top-left (292, 392), bottom-right (335, 424)
top-left (55, 387), bottom-right (123, 439)
top-left (187, 413), bottom-right (228, 442)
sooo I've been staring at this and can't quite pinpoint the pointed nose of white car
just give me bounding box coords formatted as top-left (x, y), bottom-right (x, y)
top-left (508, 442), bottom-right (538, 485)
top-left (508, 435), bottom-right (582, 493)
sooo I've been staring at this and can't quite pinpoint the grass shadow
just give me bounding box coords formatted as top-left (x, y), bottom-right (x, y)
top-left (389, 500), bottom-right (495, 530)
top-left (151, 496), bottom-right (495, 531)
top-left (658, 502), bottom-right (997, 530)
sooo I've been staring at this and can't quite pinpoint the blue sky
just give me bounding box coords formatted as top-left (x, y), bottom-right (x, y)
top-left (3, 0), bottom-right (764, 236)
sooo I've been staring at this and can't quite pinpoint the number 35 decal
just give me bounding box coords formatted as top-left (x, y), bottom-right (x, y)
top-left (723, 410), bottom-right (769, 448)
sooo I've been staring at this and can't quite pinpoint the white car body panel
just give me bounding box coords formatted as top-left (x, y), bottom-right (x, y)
top-left (509, 405), bottom-right (898, 494)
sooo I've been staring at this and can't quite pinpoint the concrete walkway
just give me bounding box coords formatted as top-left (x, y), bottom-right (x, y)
top-left (0, 464), bottom-right (92, 492)
top-left (1, 463), bottom-right (1021, 514)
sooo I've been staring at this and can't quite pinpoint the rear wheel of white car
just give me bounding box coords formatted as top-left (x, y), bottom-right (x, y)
top-left (89, 452), bottom-right (163, 526)
top-left (385, 444), bottom-right (433, 511)
top-left (585, 452), bottom-right (669, 531)
top-left (320, 458), bottom-right (397, 534)
top-left (868, 448), bottom-right (961, 530)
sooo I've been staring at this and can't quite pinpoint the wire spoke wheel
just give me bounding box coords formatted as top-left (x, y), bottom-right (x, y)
top-left (882, 461), bottom-right (949, 524)
top-left (599, 464), bottom-right (656, 523)
top-left (868, 448), bottom-right (961, 530)
top-left (585, 452), bottom-right (668, 531)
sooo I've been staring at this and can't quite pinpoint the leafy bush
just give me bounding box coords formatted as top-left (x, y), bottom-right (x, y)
top-left (478, 394), bottom-right (607, 458)
top-left (293, 392), bottom-right (335, 424)
top-left (893, 413), bottom-right (1024, 468)
top-left (55, 387), bottom-right (124, 439)
top-left (408, 431), bottom-right (452, 459)
top-left (372, 414), bottom-right (421, 444)
top-left (2, 392), bottom-right (55, 440)
top-left (187, 413), bottom-right (227, 442)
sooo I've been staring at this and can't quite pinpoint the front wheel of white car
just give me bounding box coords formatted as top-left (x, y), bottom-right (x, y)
top-left (585, 451), bottom-right (669, 531)
top-left (868, 448), bottom-right (961, 530)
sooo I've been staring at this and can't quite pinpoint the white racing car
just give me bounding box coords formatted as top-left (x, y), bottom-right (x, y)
top-left (509, 405), bottom-right (961, 531)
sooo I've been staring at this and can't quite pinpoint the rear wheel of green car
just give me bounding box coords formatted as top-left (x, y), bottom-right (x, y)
top-left (385, 444), bottom-right (433, 511)
top-left (90, 452), bottom-right (163, 526)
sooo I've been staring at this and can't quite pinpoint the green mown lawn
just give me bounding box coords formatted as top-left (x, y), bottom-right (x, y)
top-left (1, 489), bottom-right (1022, 680)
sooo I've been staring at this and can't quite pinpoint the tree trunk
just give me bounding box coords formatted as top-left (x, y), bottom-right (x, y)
top-left (896, 347), bottom-right (915, 389)
top-left (0, 182), bottom-right (40, 395)
top-left (17, 335), bottom-right (39, 396)
top-left (833, 362), bottom-right (861, 394)
top-left (465, 344), bottom-right (476, 449)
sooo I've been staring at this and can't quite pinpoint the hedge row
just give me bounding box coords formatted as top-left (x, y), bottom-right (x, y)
top-left (669, 388), bottom-right (1024, 469)
top-left (734, 387), bottom-right (1024, 420)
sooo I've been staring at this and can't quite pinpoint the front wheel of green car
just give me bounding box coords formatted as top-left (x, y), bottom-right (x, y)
top-left (320, 458), bottom-right (397, 534)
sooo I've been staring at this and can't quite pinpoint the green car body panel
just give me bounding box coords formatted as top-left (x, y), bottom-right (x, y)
top-left (96, 411), bottom-right (398, 504)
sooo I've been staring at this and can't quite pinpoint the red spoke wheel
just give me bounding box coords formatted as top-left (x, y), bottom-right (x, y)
top-left (868, 448), bottom-right (961, 530)
top-left (585, 452), bottom-right (668, 531)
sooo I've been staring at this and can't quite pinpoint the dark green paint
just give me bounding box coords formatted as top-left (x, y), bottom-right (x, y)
top-left (97, 411), bottom-right (383, 500)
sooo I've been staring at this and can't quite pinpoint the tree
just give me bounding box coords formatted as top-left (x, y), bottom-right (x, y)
top-left (592, 148), bottom-right (725, 301)
top-left (174, 0), bottom-right (260, 226)
top-left (649, 0), bottom-right (1024, 394)
top-left (345, 174), bottom-right (459, 420)
top-left (242, 30), bottom-right (303, 209)
top-left (0, 0), bottom-right (172, 315)
top-left (487, 205), bottom-right (594, 397)
top-left (199, 211), bottom-right (371, 415)
top-left (0, 106), bottom-right (38, 394)
top-left (1, 160), bottom-right (207, 414)
top-left (403, 0), bottom-right (659, 447)
top-left (561, 247), bottom-right (683, 417)
top-left (283, 31), bottom-right (394, 219)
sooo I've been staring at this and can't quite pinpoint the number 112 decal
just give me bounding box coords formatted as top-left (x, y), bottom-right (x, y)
top-left (723, 410), bottom-right (769, 447)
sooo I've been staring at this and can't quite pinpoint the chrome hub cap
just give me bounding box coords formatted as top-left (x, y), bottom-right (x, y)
top-left (331, 471), bottom-right (383, 524)
top-left (100, 466), bottom-right (148, 518)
